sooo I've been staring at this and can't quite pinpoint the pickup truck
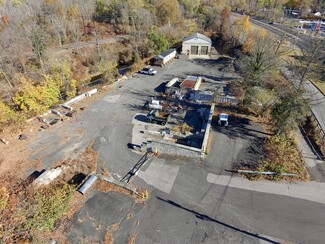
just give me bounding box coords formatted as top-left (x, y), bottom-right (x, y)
top-left (139, 67), bottom-right (157, 76)
top-left (146, 110), bottom-right (169, 125)
top-left (218, 113), bottom-right (229, 126)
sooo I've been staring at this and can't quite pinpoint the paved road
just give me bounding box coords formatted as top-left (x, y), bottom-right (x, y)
top-left (239, 13), bottom-right (323, 51)
top-left (26, 56), bottom-right (324, 243)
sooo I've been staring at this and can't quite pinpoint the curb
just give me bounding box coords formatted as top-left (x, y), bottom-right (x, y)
top-left (308, 79), bottom-right (325, 96)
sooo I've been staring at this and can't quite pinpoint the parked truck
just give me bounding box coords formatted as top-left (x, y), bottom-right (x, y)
top-left (218, 113), bottom-right (229, 126)
top-left (139, 67), bottom-right (157, 76)
top-left (144, 99), bottom-right (164, 111)
top-left (146, 110), bottom-right (170, 125)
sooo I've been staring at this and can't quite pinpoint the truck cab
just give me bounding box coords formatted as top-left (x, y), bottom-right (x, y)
top-left (218, 113), bottom-right (229, 126)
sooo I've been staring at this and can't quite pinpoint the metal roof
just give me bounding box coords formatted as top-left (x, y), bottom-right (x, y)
top-left (180, 79), bottom-right (197, 89)
top-left (180, 76), bottom-right (202, 89)
top-left (155, 49), bottom-right (176, 59)
top-left (182, 33), bottom-right (211, 43)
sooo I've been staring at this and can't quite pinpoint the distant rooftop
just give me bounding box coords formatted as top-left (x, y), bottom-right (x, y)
top-left (182, 33), bottom-right (211, 43)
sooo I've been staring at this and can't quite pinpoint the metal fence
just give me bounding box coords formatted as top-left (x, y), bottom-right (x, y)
top-left (310, 111), bottom-right (325, 141)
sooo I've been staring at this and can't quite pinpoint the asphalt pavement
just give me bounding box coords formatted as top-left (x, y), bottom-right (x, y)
top-left (27, 55), bottom-right (325, 243)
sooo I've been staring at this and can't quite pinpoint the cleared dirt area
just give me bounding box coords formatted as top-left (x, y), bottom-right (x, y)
top-left (0, 85), bottom-right (116, 180)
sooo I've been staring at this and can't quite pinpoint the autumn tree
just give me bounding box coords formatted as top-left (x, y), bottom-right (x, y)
top-left (291, 39), bottom-right (325, 88)
top-left (0, 178), bottom-right (75, 242)
top-left (233, 15), bottom-right (250, 44)
top-left (0, 101), bottom-right (19, 130)
top-left (239, 29), bottom-right (288, 84)
top-left (272, 88), bottom-right (310, 135)
top-left (219, 7), bottom-right (232, 41)
top-left (155, 0), bottom-right (180, 26)
top-left (285, 0), bottom-right (301, 9)
top-left (30, 28), bottom-right (47, 73)
top-left (147, 26), bottom-right (169, 53)
top-left (179, 0), bottom-right (200, 17)
top-left (45, 1), bottom-right (69, 48)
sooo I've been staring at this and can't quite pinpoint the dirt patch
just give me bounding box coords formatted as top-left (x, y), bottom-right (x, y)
top-left (103, 223), bottom-right (120, 244)
top-left (95, 179), bottom-right (149, 203)
top-left (128, 233), bottom-right (137, 244)
top-left (214, 105), bottom-right (271, 134)
top-left (103, 231), bottom-right (113, 244)
top-left (214, 105), bottom-right (308, 181)
top-left (0, 123), bottom-right (42, 178)
top-left (52, 141), bottom-right (99, 185)
top-left (96, 179), bottom-right (133, 195)
top-left (0, 81), bottom-right (117, 180)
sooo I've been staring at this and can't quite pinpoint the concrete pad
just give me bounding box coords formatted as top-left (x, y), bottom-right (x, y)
top-left (131, 113), bottom-right (166, 146)
top-left (207, 174), bottom-right (325, 205)
top-left (252, 181), bottom-right (290, 197)
top-left (102, 94), bottom-right (120, 103)
top-left (137, 158), bottom-right (179, 194)
top-left (207, 174), bottom-right (253, 191)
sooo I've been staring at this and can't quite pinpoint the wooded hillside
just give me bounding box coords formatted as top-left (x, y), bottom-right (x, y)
top-left (0, 0), bottom-right (323, 130)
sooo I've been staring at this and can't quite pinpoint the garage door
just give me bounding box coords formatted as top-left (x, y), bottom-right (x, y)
top-left (201, 46), bottom-right (208, 55)
top-left (191, 46), bottom-right (198, 55)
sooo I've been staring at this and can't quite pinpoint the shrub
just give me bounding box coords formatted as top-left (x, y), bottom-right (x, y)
top-left (26, 184), bottom-right (75, 232)
top-left (0, 101), bottom-right (18, 128)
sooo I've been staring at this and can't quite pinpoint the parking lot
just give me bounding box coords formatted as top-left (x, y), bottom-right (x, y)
top-left (26, 55), bottom-right (325, 244)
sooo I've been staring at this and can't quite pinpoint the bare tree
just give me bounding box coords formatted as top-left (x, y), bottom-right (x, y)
top-left (238, 30), bottom-right (289, 85)
top-left (294, 39), bottom-right (325, 87)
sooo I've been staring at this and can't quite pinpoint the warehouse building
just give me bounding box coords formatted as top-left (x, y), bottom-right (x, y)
top-left (181, 33), bottom-right (212, 58)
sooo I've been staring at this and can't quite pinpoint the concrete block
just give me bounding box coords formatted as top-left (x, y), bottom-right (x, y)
top-left (85, 88), bottom-right (98, 97)
top-left (51, 109), bottom-right (61, 116)
top-left (64, 94), bottom-right (86, 105)
top-left (33, 167), bottom-right (62, 186)
top-left (61, 104), bottom-right (73, 111)
top-left (0, 138), bottom-right (9, 145)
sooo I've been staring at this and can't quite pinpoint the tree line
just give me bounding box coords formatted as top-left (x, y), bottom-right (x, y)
top-left (0, 0), bottom-right (324, 131)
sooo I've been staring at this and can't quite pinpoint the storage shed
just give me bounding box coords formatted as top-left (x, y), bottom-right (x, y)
top-left (154, 49), bottom-right (177, 66)
top-left (182, 33), bottom-right (211, 57)
top-left (180, 76), bottom-right (202, 94)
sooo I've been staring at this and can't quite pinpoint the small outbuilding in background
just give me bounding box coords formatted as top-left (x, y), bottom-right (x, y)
top-left (153, 49), bottom-right (177, 66)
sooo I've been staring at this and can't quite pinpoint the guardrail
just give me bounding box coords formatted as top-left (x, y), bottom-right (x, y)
top-left (310, 111), bottom-right (325, 141)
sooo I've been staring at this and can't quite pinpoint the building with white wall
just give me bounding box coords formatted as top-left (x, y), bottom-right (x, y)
top-left (182, 33), bottom-right (212, 58)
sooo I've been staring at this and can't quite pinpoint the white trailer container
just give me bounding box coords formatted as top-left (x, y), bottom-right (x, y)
top-left (154, 49), bottom-right (177, 66)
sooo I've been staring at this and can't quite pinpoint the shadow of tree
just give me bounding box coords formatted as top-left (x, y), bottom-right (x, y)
top-left (156, 196), bottom-right (281, 244)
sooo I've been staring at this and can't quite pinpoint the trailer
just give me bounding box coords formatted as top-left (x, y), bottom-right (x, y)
top-left (153, 49), bottom-right (177, 66)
